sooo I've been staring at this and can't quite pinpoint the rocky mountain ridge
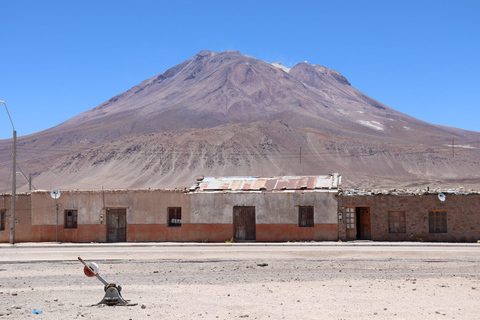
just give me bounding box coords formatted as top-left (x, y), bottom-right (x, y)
top-left (1, 50), bottom-right (479, 192)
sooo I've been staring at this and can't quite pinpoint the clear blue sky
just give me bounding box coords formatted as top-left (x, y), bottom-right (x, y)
top-left (1, 0), bottom-right (479, 140)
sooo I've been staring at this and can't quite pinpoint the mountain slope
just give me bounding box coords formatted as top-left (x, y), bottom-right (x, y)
top-left (1, 50), bottom-right (479, 192)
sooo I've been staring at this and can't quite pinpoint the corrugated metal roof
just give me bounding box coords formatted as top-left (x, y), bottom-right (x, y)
top-left (191, 174), bottom-right (341, 193)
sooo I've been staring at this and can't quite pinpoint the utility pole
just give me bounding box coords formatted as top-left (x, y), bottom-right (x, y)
top-left (12, 130), bottom-right (16, 243)
top-left (452, 138), bottom-right (455, 158)
top-left (1, 100), bottom-right (16, 244)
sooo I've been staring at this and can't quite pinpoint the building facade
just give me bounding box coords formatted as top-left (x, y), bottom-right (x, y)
top-left (0, 194), bottom-right (31, 243)
top-left (189, 175), bottom-right (340, 242)
top-left (337, 191), bottom-right (480, 242)
top-left (0, 175), bottom-right (341, 243)
top-left (2, 176), bottom-right (480, 243)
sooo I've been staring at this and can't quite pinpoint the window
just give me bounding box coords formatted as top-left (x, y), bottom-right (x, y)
top-left (429, 210), bottom-right (447, 233)
top-left (388, 211), bottom-right (406, 233)
top-left (0, 210), bottom-right (5, 231)
top-left (299, 206), bottom-right (314, 227)
top-left (64, 210), bottom-right (78, 229)
top-left (168, 207), bottom-right (182, 227)
top-left (346, 207), bottom-right (355, 230)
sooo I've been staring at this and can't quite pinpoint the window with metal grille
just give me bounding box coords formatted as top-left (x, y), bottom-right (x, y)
top-left (429, 210), bottom-right (447, 233)
top-left (299, 206), bottom-right (314, 227)
top-left (388, 211), bottom-right (406, 233)
top-left (168, 207), bottom-right (182, 227)
top-left (64, 210), bottom-right (78, 229)
top-left (0, 210), bottom-right (5, 231)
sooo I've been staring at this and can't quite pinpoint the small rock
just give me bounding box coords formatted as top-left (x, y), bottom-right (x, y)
top-left (257, 263), bottom-right (268, 267)
top-left (141, 304), bottom-right (147, 309)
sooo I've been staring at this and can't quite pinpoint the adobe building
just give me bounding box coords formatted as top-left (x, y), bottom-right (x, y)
top-left (337, 189), bottom-right (480, 242)
top-left (0, 174), bottom-right (341, 243)
top-left (3, 176), bottom-right (479, 243)
top-left (28, 188), bottom-right (190, 243)
top-left (0, 193), bottom-right (31, 243)
top-left (188, 175), bottom-right (341, 242)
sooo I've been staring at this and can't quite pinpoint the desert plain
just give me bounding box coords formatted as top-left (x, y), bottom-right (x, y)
top-left (1, 243), bottom-right (480, 319)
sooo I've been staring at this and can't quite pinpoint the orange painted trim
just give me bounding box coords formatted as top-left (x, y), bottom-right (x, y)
top-left (128, 224), bottom-right (233, 242)
top-left (31, 225), bottom-right (107, 243)
top-left (28, 223), bottom-right (338, 243)
top-left (256, 224), bottom-right (338, 242)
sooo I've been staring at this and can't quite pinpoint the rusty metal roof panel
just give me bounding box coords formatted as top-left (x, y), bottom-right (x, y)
top-left (285, 179), bottom-right (298, 189)
top-left (315, 175), bottom-right (335, 189)
top-left (275, 180), bottom-right (289, 190)
top-left (202, 180), bottom-right (224, 190)
top-left (242, 180), bottom-right (253, 190)
top-left (265, 179), bottom-right (277, 190)
top-left (252, 179), bottom-right (268, 190)
top-left (307, 176), bottom-right (317, 189)
top-left (193, 175), bottom-right (340, 192)
top-left (230, 179), bottom-right (244, 190)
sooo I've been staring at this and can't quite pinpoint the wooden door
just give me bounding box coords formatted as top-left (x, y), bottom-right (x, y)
top-left (107, 209), bottom-right (127, 242)
top-left (345, 207), bottom-right (356, 240)
top-left (357, 207), bottom-right (371, 240)
top-left (233, 206), bottom-right (256, 240)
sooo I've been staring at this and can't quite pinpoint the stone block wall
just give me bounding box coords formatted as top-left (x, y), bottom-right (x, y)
top-left (337, 194), bottom-right (480, 242)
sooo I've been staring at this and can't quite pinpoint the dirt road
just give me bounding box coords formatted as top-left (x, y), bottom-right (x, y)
top-left (1, 243), bottom-right (480, 319)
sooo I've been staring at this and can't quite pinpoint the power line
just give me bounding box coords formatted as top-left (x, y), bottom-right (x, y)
top-left (16, 146), bottom-right (102, 189)
top-left (1, 135), bottom-right (476, 192)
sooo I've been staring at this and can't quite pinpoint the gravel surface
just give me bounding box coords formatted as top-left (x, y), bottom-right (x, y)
top-left (1, 244), bottom-right (480, 319)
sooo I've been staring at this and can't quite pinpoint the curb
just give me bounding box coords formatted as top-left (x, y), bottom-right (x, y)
top-left (1, 241), bottom-right (479, 249)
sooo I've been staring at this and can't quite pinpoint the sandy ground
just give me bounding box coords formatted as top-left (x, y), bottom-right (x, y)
top-left (1, 243), bottom-right (480, 319)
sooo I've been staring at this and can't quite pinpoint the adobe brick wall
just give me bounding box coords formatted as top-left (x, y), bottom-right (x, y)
top-left (337, 194), bottom-right (480, 242)
top-left (0, 194), bottom-right (31, 243)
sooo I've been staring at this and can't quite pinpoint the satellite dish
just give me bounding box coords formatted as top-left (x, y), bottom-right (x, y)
top-left (50, 190), bottom-right (61, 199)
top-left (438, 193), bottom-right (446, 202)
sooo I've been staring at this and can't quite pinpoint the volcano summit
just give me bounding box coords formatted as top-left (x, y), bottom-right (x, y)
top-left (1, 50), bottom-right (479, 191)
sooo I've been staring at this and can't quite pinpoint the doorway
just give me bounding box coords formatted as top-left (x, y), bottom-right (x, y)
top-left (233, 206), bottom-right (256, 240)
top-left (345, 206), bottom-right (371, 240)
top-left (356, 207), bottom-right (371, 240)
top-left (107, 208), bottom-right (127, 242)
